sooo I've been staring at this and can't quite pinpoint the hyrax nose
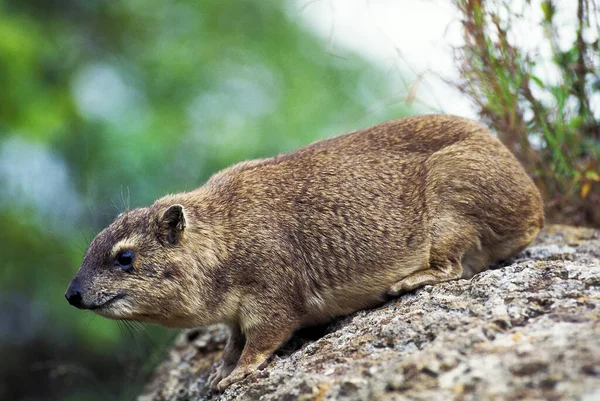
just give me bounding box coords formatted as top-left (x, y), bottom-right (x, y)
top-left (65, 280), bottom-right (84, 308)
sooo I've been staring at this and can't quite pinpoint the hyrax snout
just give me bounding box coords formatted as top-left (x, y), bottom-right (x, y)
top-left (65, 115), bottom-right (544, 390)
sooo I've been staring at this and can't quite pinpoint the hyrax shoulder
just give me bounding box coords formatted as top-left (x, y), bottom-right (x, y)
top-left (66, 114), bottom-right (544, 390)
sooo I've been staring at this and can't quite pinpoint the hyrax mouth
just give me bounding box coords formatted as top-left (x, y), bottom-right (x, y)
top-left (88, 293), bottom-right (127, 311)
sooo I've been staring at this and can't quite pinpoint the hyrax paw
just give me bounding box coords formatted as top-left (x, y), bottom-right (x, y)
top-left (387, 275), bottom-right (426, 296)
top-left (216, 368), bottom-right (251, 392)
top-left (208, 370), bottom-right (223, 391)
top-left (208, 363), bottom-right (235, 391)
top-left (387, 282), bottom-right (408, 297)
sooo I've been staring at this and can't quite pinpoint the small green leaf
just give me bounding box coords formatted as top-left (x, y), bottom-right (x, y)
top-left (531, 75), bottom-right (545, 89)
top-left (585, 171), bottom-right (600, 181)
top-left (541, 1), bottom-right (555, 22)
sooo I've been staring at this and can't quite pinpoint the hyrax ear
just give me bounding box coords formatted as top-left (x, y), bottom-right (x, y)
top-left (158, 204), bottom-right (186, 244)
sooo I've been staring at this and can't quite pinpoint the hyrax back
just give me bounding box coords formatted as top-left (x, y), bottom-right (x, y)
top-left (66, 115), bottom-right (544, 390)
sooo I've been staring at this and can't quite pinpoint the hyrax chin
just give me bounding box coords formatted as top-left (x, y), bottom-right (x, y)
top-left (66, 114), bottom-right (543, 391)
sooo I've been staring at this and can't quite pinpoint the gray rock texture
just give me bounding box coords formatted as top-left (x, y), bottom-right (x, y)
top-left (139, 225), bottom-right (600, 401)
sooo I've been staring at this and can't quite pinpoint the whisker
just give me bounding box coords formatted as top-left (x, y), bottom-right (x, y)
top-left (130, 321), bottom-right (157, 351)
top-left (116, 321), bottom-right (126, 339)
top-left (78, 228), bottom-right (89, 246)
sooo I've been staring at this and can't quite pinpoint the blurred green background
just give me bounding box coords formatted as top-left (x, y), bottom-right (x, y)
top-left (0, 1), bottom-right (413, 400)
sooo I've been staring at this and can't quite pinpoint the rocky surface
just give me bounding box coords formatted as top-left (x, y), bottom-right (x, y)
top-left (139, 225), bottom-right (600, 401)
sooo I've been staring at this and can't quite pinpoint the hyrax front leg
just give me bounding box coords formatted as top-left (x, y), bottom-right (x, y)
top-left (216, 316), bottom-right (297, 391)
top-left (208, 325), bottom-right (245, 390)
top-left (388, 256), bottom-right (464, 296)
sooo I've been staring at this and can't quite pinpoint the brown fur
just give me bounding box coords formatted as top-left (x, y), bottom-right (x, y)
top-left (65, 115), bottom-right (544, 390)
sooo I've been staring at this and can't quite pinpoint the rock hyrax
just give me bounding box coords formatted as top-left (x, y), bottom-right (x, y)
top-left (65, 115), bottom-right (544, 390)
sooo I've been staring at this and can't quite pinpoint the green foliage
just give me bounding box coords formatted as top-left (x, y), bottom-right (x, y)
top-left (452, 0), bottom-right (600, 226)
top-left (0, 0), bottom-right (412, 400)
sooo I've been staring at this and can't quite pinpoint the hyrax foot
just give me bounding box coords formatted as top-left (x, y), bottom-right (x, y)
top-left (387, 257), bottom-right (463, 296)
top-left (216, 359), bottom-right (267, 391)
top-left (208, 361), bottom-right (236, 390)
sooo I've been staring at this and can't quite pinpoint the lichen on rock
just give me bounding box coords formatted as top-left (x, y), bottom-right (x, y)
top-left (139, 225), bottom-right (600, 401)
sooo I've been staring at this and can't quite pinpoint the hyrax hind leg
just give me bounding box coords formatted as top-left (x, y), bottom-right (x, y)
top-left (387, 218), bottom-right (479, 296)
top-left (387, 256), bottom-right (464, 296)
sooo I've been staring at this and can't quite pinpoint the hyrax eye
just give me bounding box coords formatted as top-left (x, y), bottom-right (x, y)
top-left (115, 250), bottom-right (135, 272)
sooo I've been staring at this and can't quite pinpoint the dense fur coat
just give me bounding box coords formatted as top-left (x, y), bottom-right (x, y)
top-left (66, 115), bottom-right (544, 390)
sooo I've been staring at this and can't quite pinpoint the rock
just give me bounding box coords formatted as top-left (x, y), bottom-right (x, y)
top-left (139, 225), bottom-right (600, 401)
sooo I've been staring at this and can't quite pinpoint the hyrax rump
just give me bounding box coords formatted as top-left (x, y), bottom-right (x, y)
top-left (65, 115), bottom-right (544, 390)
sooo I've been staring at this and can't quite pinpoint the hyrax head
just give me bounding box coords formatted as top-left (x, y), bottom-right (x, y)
top-left (65, 203), bottom-right (195, 327)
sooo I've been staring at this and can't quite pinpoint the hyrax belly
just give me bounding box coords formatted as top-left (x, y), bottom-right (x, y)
top-left (300, 250), bottom-right (431, 326)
